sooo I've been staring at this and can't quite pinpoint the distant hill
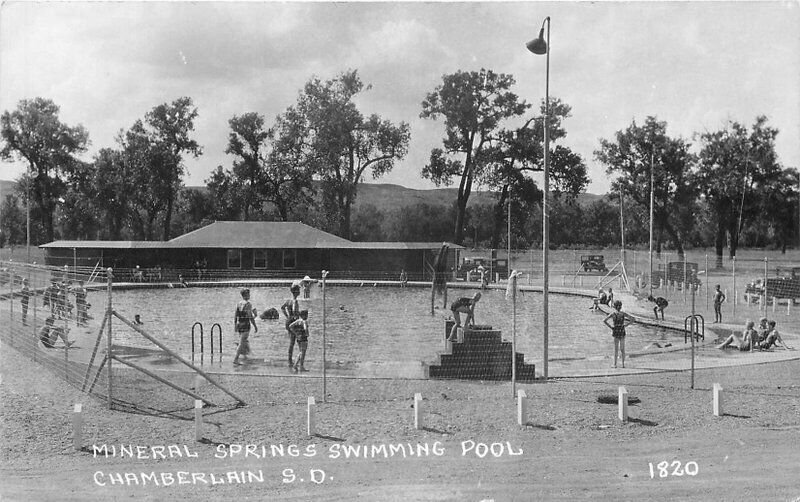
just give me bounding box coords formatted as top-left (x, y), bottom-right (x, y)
top-left (1, 178), bottom-right (606, 211)
top-left (349, 183), bottom-right (606, 211)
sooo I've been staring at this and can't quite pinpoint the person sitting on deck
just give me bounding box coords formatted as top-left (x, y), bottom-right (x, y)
top-left (756, 317), bottom-right (770, 344)
top-left (717, 320), bottom-right (756, 351)
top-left (448, 292), bottom-right (481, 342)
top-left (39, 316), bottom-right (74, 348)
top-left (647, 295), bottom-right (669, 320)
top-left (591, 289), bottom-right (607, 311)
top-left (759, 321), bottom-right (788, 350)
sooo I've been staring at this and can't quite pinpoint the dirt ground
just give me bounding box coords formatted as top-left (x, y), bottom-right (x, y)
top-left (1, 337), bottom-right (800, 501)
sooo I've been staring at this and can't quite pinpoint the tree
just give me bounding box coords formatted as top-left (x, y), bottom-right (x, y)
top-left (145, 97), bottom-right (202, 240)
top-left (483, 98), bottom-right (589, 248)
top-left (90, 148), bottom-right (132, 239)
top-left (420, 69), bottom-right (528, 245)
top-left (1, 98), bottom-right (89, 242)
top-left (284, 70), bottom-right (410, 237)
top-left (0, 194), bottom-right (25, 246)
top-left (595, 116), bottom-right (697, 258)
top-left (210, 111), bottom-right (314, 221)
top-left (695, 116), bottom-right (784, 265)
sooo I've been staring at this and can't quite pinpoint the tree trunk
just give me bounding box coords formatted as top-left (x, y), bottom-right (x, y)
top-left (714, 220), bottom-right (725, 269)
top-left (162, 192), bottom-right (174, 241)
top-left (453, 195), bottom-right (467, 245)
top-left (489, 186), bottom-right (508, 250)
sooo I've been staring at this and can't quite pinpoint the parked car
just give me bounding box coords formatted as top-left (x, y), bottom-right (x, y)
top-left (580, 255), bottom-right (608, 273)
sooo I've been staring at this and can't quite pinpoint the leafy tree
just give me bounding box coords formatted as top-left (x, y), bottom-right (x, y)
top-left (385, 203), bottom-right (455, 243)
top-left (483, 98), bottom-right (588, 248)
top-left (595, 116), bottom-right (697, 258)
top-left (0, 98), bottom-right (89, 242)
top-left (0, 193), bottom-right (25, 245)
top-left (90, 148), bottom-right (132, 239)
top-left (350, 203), bottom-right (385, 241)
top-left (170, 187), bottom-right (216, 237)
top-left (144, 97), bottom-right (202, 240)
top-left (696, 116), bottom-right (785, 265)
top-left (209, 111), bottom-right (314, 221)
top-left (420, 69), bottom-right (528, 245)
top-left (283, 70), bottom-right (410, 237)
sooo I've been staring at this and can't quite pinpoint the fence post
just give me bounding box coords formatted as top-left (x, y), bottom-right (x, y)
top-left (414, 393), bottom-right (422, 429)
top-left (517, 389), bottom-right (528, 426)
top-left (618, 386), bottom-right (628, 422)
top-left (73, 403), bottom-right (83, 451)
top-left (307, 396), bottom-right (316, 437)
top-left (194, 399), bottom-right (203, 441)
top-left (763, 257), bottom-right (768, 311)
top-left (713, 383), bottom-right (723, 417)
top-left (732, 256), bottom-right (737, 320)
top-left (321, 270), bottom-right (329, 403)
top-left (106, 268), bottom-right (113, 410)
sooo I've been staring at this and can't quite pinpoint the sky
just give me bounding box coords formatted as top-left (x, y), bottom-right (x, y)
top-left (1, 1), bottom-right (798, 195)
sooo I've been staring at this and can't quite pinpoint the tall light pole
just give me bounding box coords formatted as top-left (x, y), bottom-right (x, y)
top-left (649, 147), bottom-right (654, 297)
top-left (26, 165), bottom-right (31, 264)
top-left (527, 16), bottom-right (550, 381)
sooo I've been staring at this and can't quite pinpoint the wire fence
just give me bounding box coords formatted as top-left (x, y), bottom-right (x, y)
top-left (1, 249), bottom-right (798, 420)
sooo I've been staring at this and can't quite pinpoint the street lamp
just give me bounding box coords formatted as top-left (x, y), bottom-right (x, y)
top-left (527, 16), bottom-right (550, 381)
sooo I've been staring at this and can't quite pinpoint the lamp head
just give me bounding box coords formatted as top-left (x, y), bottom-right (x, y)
top-left (526, 27), bottom-right (547, 54)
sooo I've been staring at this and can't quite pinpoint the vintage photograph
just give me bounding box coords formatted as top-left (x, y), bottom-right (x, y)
top-left (1, 1), bottom-right (799, 500)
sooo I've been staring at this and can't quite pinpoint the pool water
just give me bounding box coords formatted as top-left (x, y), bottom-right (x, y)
top-left (92, 285), bottom-right (681, 367)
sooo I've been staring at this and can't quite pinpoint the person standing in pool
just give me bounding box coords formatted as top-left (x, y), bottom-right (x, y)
top-left (289, 310), bottom-right (310, 372)
top-left (604, 300), bottom-right (634, 368)
top-left (281, 284), bottom-right (302, 367)
top-left (713, 285), bottom-right (726, 323)
top-left (448, 292), bottom-right (481, 342)
top-left (232, 288), bottom-right (257, 366)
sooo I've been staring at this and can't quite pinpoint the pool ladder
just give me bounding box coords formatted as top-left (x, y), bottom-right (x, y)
top-left (191, 322), bottom-right (223, 360)
top-left (683, 315), bottom-right (704, 343)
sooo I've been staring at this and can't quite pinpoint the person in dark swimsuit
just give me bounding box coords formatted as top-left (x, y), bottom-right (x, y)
top-left (604, 300), bottom-right (634, 368)
top-left (232, 289), bottom-right (257, 365)
top-left (281, 285), bottom-right (302, 367)
top-left (448, 292), bottom-right (481, 341)
top-left (648, 295), bottom-right (669, 320)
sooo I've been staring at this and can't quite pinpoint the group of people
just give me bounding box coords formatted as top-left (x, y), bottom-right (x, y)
top-left (232, 277), bottom-right (316, 372)
top-left (18, 277), bottom-right (89, 349)
top-left (717, 317), bottom-right (789, 351)
top-left (591, 287), bottom-right (614, 311)
top-left (40, 279), bottom-right (90, 325)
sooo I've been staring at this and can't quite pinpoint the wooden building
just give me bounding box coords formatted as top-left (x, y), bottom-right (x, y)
top-left (40, 221), bottom-right (462, 280)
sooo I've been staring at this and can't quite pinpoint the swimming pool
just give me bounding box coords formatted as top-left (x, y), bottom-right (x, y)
top-left (92, 284), bottom-right (680, 368)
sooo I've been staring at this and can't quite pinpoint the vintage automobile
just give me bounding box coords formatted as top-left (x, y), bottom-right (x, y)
top-left (580, 255), bottom-right (608, 273)
top-left (744, 267), bottom-right (800, 304)
top-left (651, 261), bottom-right (702, 288)
top-left (457, 256), bottom-right (508, 282)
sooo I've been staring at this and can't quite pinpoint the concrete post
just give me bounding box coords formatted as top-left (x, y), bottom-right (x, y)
top-left (73, 403), bottom-right (83, 451)
top-left (307, 396), bottom-right (316, 437)
top-left (194, 399), bottom-right (203, 441)
top-left (618, 386), bottom-right (628, 422)
top-left (414, 393), bottom-right (422, 429)
top-left (517, 389), bottom-right (528, 426)
top-left (713, 383), bottom-right (723, 417)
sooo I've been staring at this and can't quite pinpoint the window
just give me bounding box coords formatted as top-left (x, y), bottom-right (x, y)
top-left (253, 249), bottom-right (267, 269)
top-left (227, 249), bottom-right (242, 269)
top-left (282, 249), bottom-right (296, 269)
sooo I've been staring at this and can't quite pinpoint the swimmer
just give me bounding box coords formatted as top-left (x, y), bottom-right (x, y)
top-left (448, 292), bottom-right (481, 341)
